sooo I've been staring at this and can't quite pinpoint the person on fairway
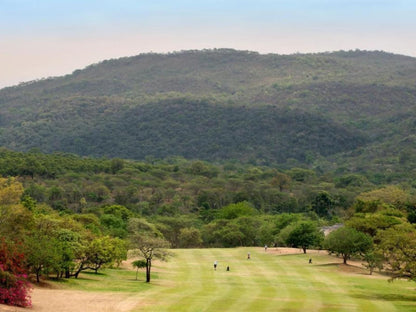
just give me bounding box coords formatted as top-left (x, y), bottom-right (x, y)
top-left (247, 252), bottom-right (250, 259)
top-left (214, 260), bottom-right (218, 270)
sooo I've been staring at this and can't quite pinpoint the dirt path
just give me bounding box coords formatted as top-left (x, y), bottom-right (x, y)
top-left (1, 289), bottom-right (143, 312)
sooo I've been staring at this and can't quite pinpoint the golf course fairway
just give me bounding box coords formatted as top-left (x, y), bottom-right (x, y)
top-left (134, 247), bottom-right (416, 311)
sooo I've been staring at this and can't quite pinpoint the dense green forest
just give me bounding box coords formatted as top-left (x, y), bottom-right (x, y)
top-left (0, 49), bottom-right (415, 173)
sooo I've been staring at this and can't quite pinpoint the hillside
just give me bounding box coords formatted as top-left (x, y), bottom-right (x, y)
top-left (0, 49), bottom-right (415, 172)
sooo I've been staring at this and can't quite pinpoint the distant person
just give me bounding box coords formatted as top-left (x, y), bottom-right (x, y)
top-left (214, 260), bottom-right (218, 270)
top-left (265, 245), bottom-right (268, 252)
top-left (247, 252), bottom-right (250, 260)
top-left (309, 258), bottom-right (312, 264)
top-left (226, 266), bottom-right (230, 271)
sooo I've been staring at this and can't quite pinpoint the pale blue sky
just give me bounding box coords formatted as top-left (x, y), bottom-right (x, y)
top-left (1, 0), bottom-right (415, 88)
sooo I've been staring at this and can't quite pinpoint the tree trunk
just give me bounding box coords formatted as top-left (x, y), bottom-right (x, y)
top-left (36, 268), bottom-right (41, 283)
top-left (302, 247), bottom-right (307, 254)
top-left (146, 258), bottom-right (152, 283)
top-left (343, 254), bottom-right (348, 264)
top-left (73, 262), bottom-right (85, 278)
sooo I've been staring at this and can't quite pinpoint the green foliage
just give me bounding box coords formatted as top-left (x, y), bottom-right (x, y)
top-left (356, 186), bottom-right (410, 210)
top-left (346, 213), bottom-right (402, 237)
top-left (178, 227), bottom-right (203, 248)
top-left (376, 224), bottom-right (416, 281)
top-left (132, 259), bottom-right (147, 280)
top-left (310, 191), bottom-right (335, 218)
top-left (285, 221), bottom-right (324, 253)
top-left (324, 227), bottom-right (373, 264)
top-left (363, 251), bottom-right (384, 275)
top-left (84, 236), bottom-right (127, 272)
top-left (216, 201), bottom-right (257, 219)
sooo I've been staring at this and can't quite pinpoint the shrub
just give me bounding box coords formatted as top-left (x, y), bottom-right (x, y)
top-left (0, 239), bottom-right (32, 307)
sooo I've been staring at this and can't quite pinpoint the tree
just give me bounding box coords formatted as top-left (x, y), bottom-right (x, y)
top-left (128, 217), bottom-right (171, 282)
top-left (129, 236), bottom-right (170, 282)
top-left (84, 236), bottom-right (127, 274)
top-left (54, 229), bottom-right (85, 279)
top-left (24, 233), bottom-right (60, 283)
top-left (110, 158), bottom-right (125, 174)
top-left (132, 260), bottom-right (146, 280)
top-left (0, 177), bottom-right (24, 206)
top-left (311, 191), bottom-right (335, 218)
top-left (154, 216), bottom-right (192, 248)
top-left (324, 227), bottom-right (373, 264)
top-left (0, 239), bottom-right (32, 307)
top-left (346, 212), bottom-right (402, 237)
top-left (271, 172), bottom-right (291, 192)
top-left (376, 225), bottom-right (416, 281)
top-left (286, 221), bottom-right (324, 253)
top-left (217, 201), bottom-right (257, 220)
top-left (178, 227), bottom-right (202, 248)
top-left (363, 251), bottom-right (384, 275)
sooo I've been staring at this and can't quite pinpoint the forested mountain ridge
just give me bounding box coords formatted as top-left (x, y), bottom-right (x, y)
top-left (0, 49), bottom-right (416, 170)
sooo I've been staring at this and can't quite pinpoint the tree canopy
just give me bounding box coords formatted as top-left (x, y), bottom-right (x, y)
top-left (324, 227), bottom-right (373, 264)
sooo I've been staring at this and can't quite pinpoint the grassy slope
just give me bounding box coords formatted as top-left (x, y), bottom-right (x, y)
top-left (56, 248), bottom-right (416, 312)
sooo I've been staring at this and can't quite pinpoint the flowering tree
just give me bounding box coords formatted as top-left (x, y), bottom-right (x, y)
top-left (0, 239), bottom-right (32, 307)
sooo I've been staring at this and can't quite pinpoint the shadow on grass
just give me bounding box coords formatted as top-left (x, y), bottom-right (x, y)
top-left (352, 292), bottom-right (416, 302)
top-left (47, 275), bottom-right (97, 283)
top-left (82, 271), bottom-right (106, 276)
top-left (315, 262), bottom-right (341, 267)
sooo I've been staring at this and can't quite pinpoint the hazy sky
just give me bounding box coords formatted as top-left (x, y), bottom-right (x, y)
top-left (1, 0), bottom-right (415, 88)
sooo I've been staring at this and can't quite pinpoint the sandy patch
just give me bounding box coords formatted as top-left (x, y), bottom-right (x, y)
top-left (1, 288), bottom-right (143, 312)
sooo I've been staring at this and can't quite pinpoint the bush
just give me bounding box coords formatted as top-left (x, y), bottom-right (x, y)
top-left (0, 239), bottom-right (32, 307)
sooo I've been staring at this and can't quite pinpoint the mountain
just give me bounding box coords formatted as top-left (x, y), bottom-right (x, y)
top-left (0, 49), bottom-right (415, 172)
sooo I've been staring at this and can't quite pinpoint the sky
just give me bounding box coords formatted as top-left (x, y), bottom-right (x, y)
top-left (1, 0), bottom-right (416, 88)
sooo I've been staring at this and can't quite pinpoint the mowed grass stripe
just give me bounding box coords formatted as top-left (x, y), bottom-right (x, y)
top-left (244, 248), bottom-right (290, 311)
top-left (278, 256), bottom-right (315, 311)
top-left (302, 257), bottom-right (357, 311)
top-left (176, 248), bottom-right (227, 311)
top-left (201, 248), bottom-right (256, 312)
top-left (139, 248), bottom-right (214, 311)
top-left (282, 253), bottom-right (354, 312)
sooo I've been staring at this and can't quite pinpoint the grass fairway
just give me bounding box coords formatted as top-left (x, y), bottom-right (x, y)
top-left (134, 247), bottom-right (416, 312)
top-left (21, 247), bottom-right (416, 312)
